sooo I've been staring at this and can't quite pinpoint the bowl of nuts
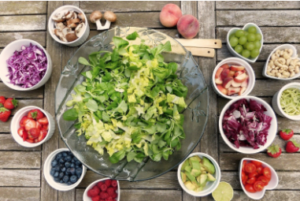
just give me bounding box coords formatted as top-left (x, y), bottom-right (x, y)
top-left (48, 5), bottom-right (89, 47)
top-left (263, 44), bottom-right (300, 80)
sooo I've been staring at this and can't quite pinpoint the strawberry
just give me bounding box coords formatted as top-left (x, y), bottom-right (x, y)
top-left (100, 184), bottom-right (107, 192)
top-left (20, 116), bottom-right (28, 127)
top-left (286, 140), bottom-right (300, 153)
top-left (37, 129), bottom-right (48, 142)
top-left (36, 122), bottom-right (42, 130)
top-left (4, 98), bottom-right (18, 110)
top-left (105, 179), bottom-right (112, 187)
top-left (279, 129), bottom-right (294, 141)
top-left (111, 180), bottom-right (118, 187)
top-left (91, 196), bottom-right (101, 201)
top-left (0, 96), bottom-right (6, 107)
top-left (37, 117), bottom-right (48, 125)
top-left (88, 186), bottom-right (100, 198)
top-left (107, 187), bottom-right (115, 196)
top-left (27, 109), bottom-right (44, 120)
top-left (18, 127), bottom-right (25, 137)
top-left (0, 107), bottom-right (11, 122)
top-left (22, 130), bottom-right (28, 141)
top-left (25, 139), bottom-right (34, 143)
top-left (24, 119), bottom-right (36, 131)
top-left (267, 144), bottom-right (281, 158)
top-left (29, 128), bottom-right (40, 139)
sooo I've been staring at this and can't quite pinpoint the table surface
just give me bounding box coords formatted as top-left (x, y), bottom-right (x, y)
top-left (0, 1), bottom-right (299, 201)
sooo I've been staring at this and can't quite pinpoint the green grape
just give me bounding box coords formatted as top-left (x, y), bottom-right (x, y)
top-left (246, 42), bottom-right (255, 51)
top-left (244, 32), bottom-right (249, 37)
top-left (234, 45), bottom-right (243, 54)
top-left (248, 26), bottom-right (257, 34)
top-left (255, 33), bottom-right (262, 41)
top-left (254, 41), bottom-right (261, 49)
top-left (235, 30), bottom-right (245, 38)
top-left (251, 49), bottom-right (260, 58)
top-left (230, 37), bottom-right (239, 47)
top-left (242, 49), bottom-right (250, 58)
top-left (238, 36), bottom-right (247, 45)
top-left (247, 33), bottom-right (256, 42)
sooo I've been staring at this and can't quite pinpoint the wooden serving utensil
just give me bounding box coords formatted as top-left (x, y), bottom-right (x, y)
top-left (176, 39), bottom-right (222, 49)
top-left (185, 47), bottom-right (215, 57)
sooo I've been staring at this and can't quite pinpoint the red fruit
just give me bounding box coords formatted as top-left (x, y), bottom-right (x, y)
top-left (215, 67), bottom-right (223, 79)
top-left (251, 161), bottom-right (262, 168)
top-left (253, 181), bottom-right (264, 192)
top-left (27, 109), bottom-right (45, 120)
top-left (18, 127), bottom-right (25, 137)
top-left (227, 87), bottom-right (240, 96)
top-left (4, 98), bottom-right (18, 110)
top-left (111, 180), bottom-right (118, 187)
top-left (106, 197), bottom-right (114, 201)
top-left (286, 140), bottom-right (300, 153)
top-left (234, 73), bottom-right (248, 83)
top-left (279, 129), bottom-right (294, 141)
top-left (244, 163), bottom-right (256, 174)
top-left (88, 186), bottom-right (100, 198)
top-left (91, 196), bottom-right (101, 201)
top-left (220, 64), bottom-right (229, 69)
top-left (37, 129), bottom-right (48, 142)
top-left (100, 192), bottom-right (109, 199)
top-left (228, 71), bottom-right (235, 77)
top-left (0, 107), bottom-right (11, 122)
top-left (267, 144), bottom-right (282, 158)
top-left (29, 128), bottom-right (40, 139)
top-left (221, 68), bottom-right (230, 80)
top-left (105, 180), bottom-right (112, 187)
top-left (257, 176), bottom-right (269, 186)
top-left (241, 79), bottom-right (248, 88)
top-left (25, 139), bottom-right (34, 143)
top-left (112, 193), bottom-right (117, 198)
top-left (107, 187), bottom-right (115, 195)
top-left (231, 80), bottom-right (242, 88)
top-left (100, 184), bottom-right (108, 192)
top-left (0, 96), bottom-right (6, 107)
top-left (43, 124), bottom-right (49, 130)
top-left (222, 78), bottom-right (233, 89)
top-left (20, 116), bottom-right (28, 127)
top-left (217, 85), bottom-right (227, 95)
top-left (230, 65), bottom-right (245, 71)
top-left (37, 117), bottom-right (48, 125)
top-left (215, 77), bottom-right (223, 85)
top-left (239, 87), bottom-right (246, 96)
top-left (245, 184), bottom-right (256, 193)
top-left (246, 177), bottom-right (256, 184)
top-left (24, 119), bottom-right (37, 131)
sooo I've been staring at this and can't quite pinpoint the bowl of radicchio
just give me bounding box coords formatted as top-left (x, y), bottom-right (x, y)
top-left (219, 96), bottom-right (277, 154)
top-left (0, 39), bottom-right (52, 91)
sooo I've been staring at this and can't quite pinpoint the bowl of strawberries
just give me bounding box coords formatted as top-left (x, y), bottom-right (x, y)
top-left (11, 106), bottom-right (55, 147)
top-left (83, 178), bottom-right (120, 201)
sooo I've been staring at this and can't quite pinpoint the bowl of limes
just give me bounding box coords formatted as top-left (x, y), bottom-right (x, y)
top-left (227, 23), bottom-right (263, 63)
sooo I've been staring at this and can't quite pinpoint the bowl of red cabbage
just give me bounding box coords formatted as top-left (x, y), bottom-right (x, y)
top-left (0, 39), bottom-right (52, 91)
top-left (219, 96), bottom-right (277, 154)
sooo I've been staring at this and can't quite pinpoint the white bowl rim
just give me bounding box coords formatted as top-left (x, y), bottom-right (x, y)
top-left (212, 57), bottom-right (256, 100)
top-left (48, 5), bottom-right (88, 45)
top-left (276, 82), bottom-right (300, 120)
top-left (83, 178), bottom-right (121, 201)
top-left (177, 152), bottom-right (221, 197)
top-left (219, 96), bottom-right (278, 154)
top-left (263, 44), bottom-right (300, 80)
top-left (239, 158), bottom-right (279, 200)
top-left (0, 39), bottom-right (51, 91)
top-left (226, 22), bottom-right (263, 63)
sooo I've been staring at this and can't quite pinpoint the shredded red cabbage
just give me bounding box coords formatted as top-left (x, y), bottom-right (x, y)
top-left (6, 43), bottom-right (47, 88)
top-left (222, 99), bottom-right (272, 149)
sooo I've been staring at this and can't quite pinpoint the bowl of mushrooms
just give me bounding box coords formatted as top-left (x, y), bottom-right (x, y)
top-left (48, 5), bottom-right (89, 47)
top-left (263, 44), bottom-right (300, 80)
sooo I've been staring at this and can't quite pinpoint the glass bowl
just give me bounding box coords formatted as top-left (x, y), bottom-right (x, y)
top-left (55, 27), bottom-right (209, 181)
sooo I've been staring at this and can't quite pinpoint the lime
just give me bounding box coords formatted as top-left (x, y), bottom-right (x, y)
top-left (212, 182), bottom-right (234, 201)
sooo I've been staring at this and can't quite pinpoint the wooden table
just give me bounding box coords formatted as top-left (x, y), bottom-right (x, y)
top-left (0, 1), bottom-right (299, 201)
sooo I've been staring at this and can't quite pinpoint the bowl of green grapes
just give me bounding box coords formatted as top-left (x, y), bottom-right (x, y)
top-left (227, 23), bottom-right (263, 63)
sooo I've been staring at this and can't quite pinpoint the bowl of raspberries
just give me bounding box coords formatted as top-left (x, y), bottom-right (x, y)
top-left (83, 178), bottom-right (120, 201)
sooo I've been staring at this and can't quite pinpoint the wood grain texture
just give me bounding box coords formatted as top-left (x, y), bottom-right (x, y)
top-left (0, 170), bottom-right (40, 187)
top-left (0, 2), bottom-right (47, 15)
top-left (0, 32), bottom-right (46, 48)
top-left (216, 1), bottom-right (300, 10)
top-left (0, 151), bottom-right (40, 168)
top-left (0, 134), bottom-right (41, 150)
top-left (0, 15), bottom-right (46, 31)
top-left (80, 1), bottom-right (180, 13)
top-left (0, 83), bottom-right (44, 98)
top-left (0, 187), bottom-right (40, 201)
top-left (12, 99), bottom-right (43, 115)
top-left (216, 11), bottom-right (300, 26)
top-left (230, 190), bottom-right (300, 201)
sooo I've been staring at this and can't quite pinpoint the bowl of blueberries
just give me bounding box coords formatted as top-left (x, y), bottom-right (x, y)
top-left (44, 148), bottom-right (87, 191)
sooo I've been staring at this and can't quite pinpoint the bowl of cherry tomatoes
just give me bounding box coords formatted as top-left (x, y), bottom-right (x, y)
top-left (11, 106), bottom-right (55, 147)
top-left (240, 158), bottom-right (278, 200)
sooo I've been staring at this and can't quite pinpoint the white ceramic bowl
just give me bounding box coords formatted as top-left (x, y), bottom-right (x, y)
top-left (44, 148), bottom-right (87, 191)
top-left (212, 57), bottom-right (255, 99)
top-left (48, 5), bottom-right (90, 47)
top-left (226, 23), bottom-right (263, 63)
top-left (263, 44), bottom-right (299, 80)
top-left (177, 152), bottom-right (221, 197)
top-left (239, 158), bottom-right (278, 200)
top-left (219, 96), bottom-right (277, 154)
top-left (83, 178), bottom-right (121, 201)
top-left (272, 82), bottom-right (300, 120)
top-left (11, 106), bottom-right (55, 148)
top-left (0, 39), bottom-right (52, 91)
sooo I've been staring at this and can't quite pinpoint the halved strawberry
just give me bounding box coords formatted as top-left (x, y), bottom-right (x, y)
top-left (18, 128), bottom-right (25, 137)
top-left (215, 67), bottom-right (223, 79)
top-left (37, 129), bottom-right (48, 142)
top-left (24, 119), bottom-right (37, 131)
top-left (222, 77), bottom-right (233, 89)
top-left (25, 139), bottom-right (34, 143)
top-left (29, 128), bottom-right (40, 139)
top-left (27, 109), bottom-right (44, 120)
top-left (37, 117), bottom-right (48, 125)
top-left (227, 87), bottom-right (240, 96)
top-left (217, 85), bottom-right (228, 95)
top-left (36, 122), bottom-right (42, 130)
top-left (230, 65), bottom-right (245, 71)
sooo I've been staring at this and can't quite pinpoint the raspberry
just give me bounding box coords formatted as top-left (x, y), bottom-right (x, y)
top-left (88, 186), bottom-right (100, 197)
top-left (91, 195), bottom-right (100, 201)
top-left (106, 197), bottom-right (114, 201)
top-left (100, 184), bottom-right (107, 192)
top-left (112, 193), bottom-right (117, 199)
top-left (105, 179), bottom-right (112, 187)
top-left (97, 181), bottom-right (104, 189)
top-left (111, 180), bottom-right (118, 187)
top-left (100, 192), bottom-right (109, 199)
top-left (107, 187), bottom-right (115, 195)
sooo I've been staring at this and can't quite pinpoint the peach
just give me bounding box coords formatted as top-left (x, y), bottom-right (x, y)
top-left (177, 15), bottom-right (200, 39)
top-left (217, 85), bottom-right (227, 95)
top-left (222, 78), bottom-right (233, 89)
top-left (227, 87), bottom-right (240, 96)
top-left (159, 4), bottom-right (182, 27)
top-left (230, 65), bottom-right (245, 71)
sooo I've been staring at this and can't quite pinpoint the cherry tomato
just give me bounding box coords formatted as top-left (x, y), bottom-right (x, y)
top-left (241, 171), bottom-right (248, 185)
top-left (253, 181), bottom-right (264, 192)
top-left (246, 177), bottom-right (256, 184)
top-left (263, 167), bottom-right (272, 179)
top-left (256, 166), bottom-right (263, 175)
top-left (248, 172), bottom-right (258, 179)
top-left (244, 163), bottom-right (256, 174)
top-left (242, 161), bottom-right (247, 172)
top-left (245, 184), bottom-right (256, 193)
top-left (252, 161), bottom-right (262, 168)
top-left (257, 176), bottom-right (269, 186)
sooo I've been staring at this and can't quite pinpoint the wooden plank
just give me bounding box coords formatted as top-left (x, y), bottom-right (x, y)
top-left (216, 11), bottom-right (300, 26)
top-left (220, 153), bottom-right (300, 171)
top-left (80, 1), bottom-right (180, 13)
top-left (231, 190), bottom-right (300, 201)
top-left (0, 118), bottom-right (13, 133)
top-left (0, 170), bottom-right (40, 187)
top-left (76, 189), bottom-right (182, 201)
top-left (217, 27), bottom-right (300, 43)
top-left (0, 15), bottom-right (46, 31)
top-left (251, 79), bottom-right (294, 97)
top-left (0, 32), bottom-right (46, 48)
top-left (216, 1), bottom-right (300, 10)
top-left (0, 83), bottom-right (44, 99)
top-left (0, 2), bottom-right (47, 15)
top-left (13, 99), bottom-right (43, 115)
top-left (78, 171), bottom-right (180, 189)
top-left (0, 151), bottom-right (40, 168)
top-left (0, 134), bottom-right (41, 150)
top-left (0, 187), bottom-right (40, 201)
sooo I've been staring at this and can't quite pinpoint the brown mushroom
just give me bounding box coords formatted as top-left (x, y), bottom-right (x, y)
top-left (103, 11), bottom-right (117, 23)
top-left (54, 29), bottom-right (67, 42)
top-left (89, 11), bottom-right (103, 30)
top-left (66, 32), bottom-right (78, 42)
top-left (78, 13), bottom-right (86, 23)
top-left (75, 23), bottom-right (86, 38)
top-left (55, 22), bottom-right (65, 30)
top-left (66, 18), bottom-right (80, 28)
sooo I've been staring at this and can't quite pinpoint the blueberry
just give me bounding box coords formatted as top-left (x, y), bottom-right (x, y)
top-left (54, 177), bottom-right (60, 182)
top-left (54, 165), bottom-right (60, 171)
top-left (54, 171), bottom-right (59, 178)
top-left (59, 158), bottom-right (65, 164)
top-left (62, 175), bottom-right (69, 183)
top-left (62, 152), bottom-right (68, 157)
top-left (70, 175), bottom-right (78, 183)
top-left (60, 180), bottom-right (63, 183)
top-left (55, 153), bottom-right (62, 160)
top-left (59, 172), bottom-right (64, 179)
top-left (67, 181), bottom-right (72, 185)
top-left (69, 167), bottom-right (76, 175)
top-left (50, 169), bottom-right (55, 176)
top-left (75, 167), bottom-right (82, 176)
top-left (61, 167), bottom-right (66, 172)
top-left (65, 156), bottom-right (72, 162)
top-left (70, 163), bottom-right (75, 168)
top-left (51, 159), bottom-right (58, 167)
top-left (66, 168), bottom-right (71, 175)
top-left (75, 160), bottom-right (81, 165)
top-left (71, 159), bottom-right (75, 163)
top-left (65, 162), bottom-right (71, 168)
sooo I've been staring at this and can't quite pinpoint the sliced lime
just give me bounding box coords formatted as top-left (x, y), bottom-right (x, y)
top-left (212, 182), bottom-right (234, 201)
